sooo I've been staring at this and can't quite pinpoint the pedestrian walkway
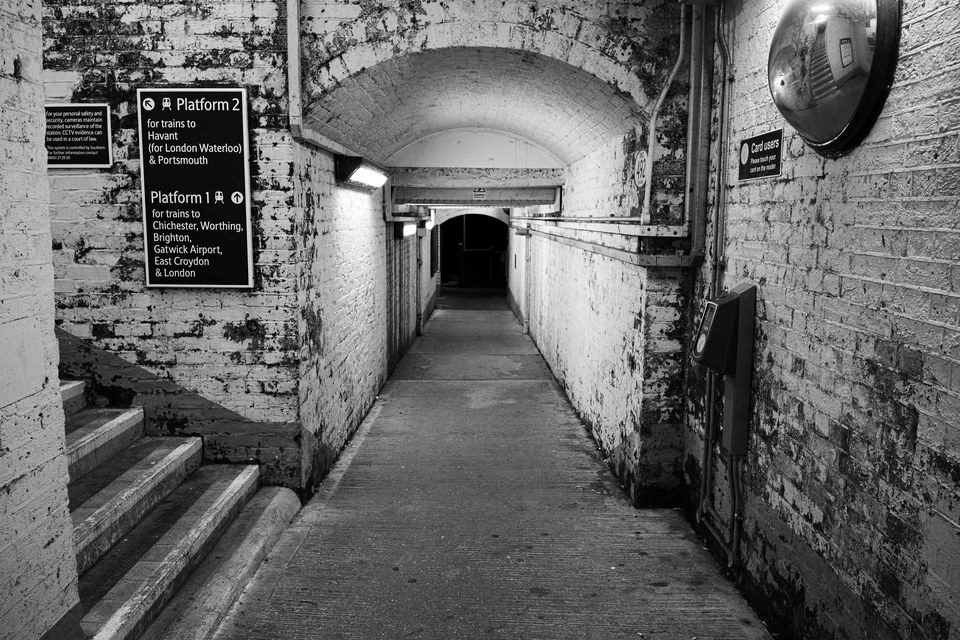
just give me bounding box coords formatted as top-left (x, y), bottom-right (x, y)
top-left (215, 296), bottom-right (770, 640)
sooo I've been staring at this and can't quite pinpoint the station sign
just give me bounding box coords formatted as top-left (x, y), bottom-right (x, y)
top-left (137, 87), bottom-right (253, 288)
top-left (45, 103), bottom-right (112, 168)
top-left (738, 129), bottom-right (783, 182)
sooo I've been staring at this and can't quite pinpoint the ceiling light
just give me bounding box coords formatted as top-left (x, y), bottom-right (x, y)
top-left (334, 155), bottom-right (389, 189)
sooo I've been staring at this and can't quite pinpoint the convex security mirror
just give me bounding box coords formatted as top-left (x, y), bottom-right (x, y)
top-left (768, 0), bottom-right (901, 158)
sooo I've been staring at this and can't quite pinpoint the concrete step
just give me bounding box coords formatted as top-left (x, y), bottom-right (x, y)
top-left (78, 465), bottom-right (260, 640)
top-left (66, 408), bottom-right (144, 481)
top-left (70, 437), bottom-right (203, 574)
top-left (61, 379), bottom-right (87, 416)
top-left (139, 486), bottom-right (300, 640)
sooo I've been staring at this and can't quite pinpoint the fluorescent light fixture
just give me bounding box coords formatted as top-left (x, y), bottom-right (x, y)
top-left (334, 155), bottom-right (389, 189)
top-left (351, 166), bottom-right (388, 188)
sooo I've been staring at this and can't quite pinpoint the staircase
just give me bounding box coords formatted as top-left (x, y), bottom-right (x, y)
top-left (60, 380), bottom-right (300, 640)
top-left (808, 36), bottom-right (840, 105)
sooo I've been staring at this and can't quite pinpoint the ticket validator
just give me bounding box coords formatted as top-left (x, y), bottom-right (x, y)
top-left (691, 283), bottom-right (757, 455)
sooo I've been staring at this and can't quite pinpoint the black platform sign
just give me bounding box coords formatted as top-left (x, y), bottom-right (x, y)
top-left (45, 104), bottom-right (112, 168)
top-left (738, 129), bottom-right (783, 182)
top-left (137, 88), bottom-right (253, 288)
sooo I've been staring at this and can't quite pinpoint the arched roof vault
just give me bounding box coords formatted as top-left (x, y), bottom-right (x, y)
top-left (303, 47), bottom-right (645, 166)
top-left (298, 1), bottom-right (680, 166)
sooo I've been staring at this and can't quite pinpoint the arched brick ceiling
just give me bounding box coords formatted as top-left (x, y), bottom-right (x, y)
top-left (303, 47), bottom-right (644, 166)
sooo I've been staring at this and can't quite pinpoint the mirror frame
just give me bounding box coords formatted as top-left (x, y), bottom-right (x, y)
top-left (768, 0), bottom-right (902, 158)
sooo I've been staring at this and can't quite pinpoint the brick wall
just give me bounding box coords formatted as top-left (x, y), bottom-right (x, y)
top-left (0, 0), bottom-right (79, 637)
top-left (519, 74), bottom-right (689, 504)
top-left (524, 235), bottom-right (688, 505)
top-left (684, 1), bottom-right (960, 638)
top-left (43, 0), bottom-right (304, 483)
top-left (293, 143), bottom-right (389, 490)
top-left (41, 0), bottom-right (421, 490)
top-left (563, 130), bottom-right (685, 225)
top-left (298, 0), bottom-right (681, 167)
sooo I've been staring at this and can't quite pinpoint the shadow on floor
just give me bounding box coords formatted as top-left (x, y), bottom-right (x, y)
top-left (436, 287), bottom-right (509, 310)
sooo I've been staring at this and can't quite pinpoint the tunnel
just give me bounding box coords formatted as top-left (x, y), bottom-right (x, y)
top-left (3, 1), bottom-right (959, 640)
top-left (437, 211), bottom-right (510, 290)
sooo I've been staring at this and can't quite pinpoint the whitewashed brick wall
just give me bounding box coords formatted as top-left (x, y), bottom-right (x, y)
top-left (0, 0), bottom-right (78, 637)
top-left (685, 1), bottom-right (960, 638)
top-left (44, 0), bottom-right (305, 483)
top-left (41, 0), bottom-right (421, 489)
top-left (519, 118), bottom-right (689, 505)
top-left (294, 143), bottom-right (389, 489)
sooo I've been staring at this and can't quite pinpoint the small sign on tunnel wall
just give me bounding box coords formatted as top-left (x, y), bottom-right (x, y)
top-left (738, 129), bottom-right (783, 181)
top-left (45, 103), bottom-right (113, 168)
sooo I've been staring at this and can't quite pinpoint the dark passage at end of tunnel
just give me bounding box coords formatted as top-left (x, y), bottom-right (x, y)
top-left (439, 214), bottom-right (509, 290)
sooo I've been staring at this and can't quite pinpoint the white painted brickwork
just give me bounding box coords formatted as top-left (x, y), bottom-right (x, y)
top-left (518, 99), bottom-right (688, 502)
top-left (42, 0), bottom-right (421, 487)
top-left (524, 229), bottom-right (686, 502)
top-left (0, 0), bottom-right (78, 637)
top-left (299, 0), bottom-right (681, 166)
top-left (562, 135), bottom-right (641, 218)
top-left (304, 47), bottom-right (641, 165)
top-left (294, 143), bottom-right (389, 487)
top-left (684, 0), bottom-right (960, 637)
top-left (44, 0), bottom-right (300, 461)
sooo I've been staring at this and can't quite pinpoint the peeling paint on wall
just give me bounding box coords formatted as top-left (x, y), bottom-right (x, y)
top-left (683, 1), bottom-right (960, 638)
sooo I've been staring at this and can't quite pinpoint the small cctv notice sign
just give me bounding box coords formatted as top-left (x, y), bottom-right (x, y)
top-left (738, 129), bottom-right (783, 182)
top-left (137, 88), bottom-right (253, 288)
top-left (45, 104), bottom-right (112, 168)
top-left (472, 187), bottom-right (487, 201)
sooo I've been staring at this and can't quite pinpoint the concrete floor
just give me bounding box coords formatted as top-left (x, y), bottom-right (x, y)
top-left (215, 298), bottom-right (771, 640)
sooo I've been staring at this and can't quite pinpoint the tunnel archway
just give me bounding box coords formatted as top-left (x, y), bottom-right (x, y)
top-left (435, 207), bottom-right (510, 227)
top-left (292, 0), bottom-right (691, 515)
top-left (299, 1), bottom-right (678, 145)
top-left (301, 46), bottom-right (648, 167)
top-left (438, 213), bottom-right (509, 290)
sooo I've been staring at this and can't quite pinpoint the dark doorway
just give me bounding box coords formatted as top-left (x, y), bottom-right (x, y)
top-left (439, 214), bottom-right (508, 289)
